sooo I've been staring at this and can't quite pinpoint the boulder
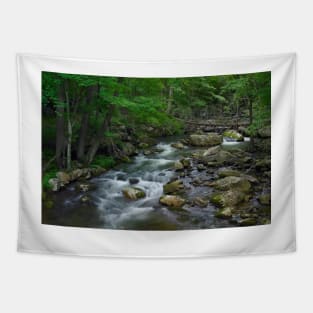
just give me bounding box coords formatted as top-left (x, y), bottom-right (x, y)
top-left (71, 168), bottom-right (83, 180)
top-left (163, 180), bottom-right (184, 194)
top-left (189, 133), bottom-right (222, 147)
top-left (94, 167), bottom-right (106, 176)
top-left (76, 182), bottom-right (96, 192)
top-left (129, 177), bottom-right (140, 185)
top-left (122, 142), bottom-right (136, 156)
top-left (122, 187), bottom-right (146, 200)
top-left (197, 164), bottom-right (206, 171)
top-left (215, 207), bottom-right (233, 219)
top-left (56, 171), bottom-right (71, 185)
top-left (259, 193), bottom-right (271, 205)
top-left (174, 161), bottom-right (184, 171)
top-left (218, 168), bottom-right (241, 178)
top-left (48, 178), bottom-right (60, 192)
top-left (180, 158), bottom-right (192, 168)
top-left (213, 176), bottom-right (251, 193)
top-left (210, 190), bottom-right (246, 208)
top-left (171, 142), bottom-right (185, 149)
top-left (194, 197), bottom-right (209, 208)
top-left (241, 174), bottom-right (259, 184)
top-left (159, 195), bottom-right (186, 208)
top-left (223, 129), bottom-right (244, 141)
top-left (214, 150), bottom-right (233, 164)
top-left (203, 145), bottom-right (221, 157)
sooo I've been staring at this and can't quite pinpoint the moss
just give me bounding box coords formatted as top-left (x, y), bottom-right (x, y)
top-left (215, 207), bottom-right (233, 219)
top-left (210, 193), bottom-right (223, 206)
top-left (223, 130), bottom-right (244, 141)
top-left (163, 180), bottom-right (184, 194)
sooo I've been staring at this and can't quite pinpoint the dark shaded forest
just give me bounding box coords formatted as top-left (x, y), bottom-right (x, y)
top-left (42, 72), bottom-right (271, 230)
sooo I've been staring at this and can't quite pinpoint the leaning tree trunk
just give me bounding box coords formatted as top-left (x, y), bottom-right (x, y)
top-left (86, 79), bottom-right (122, 165)
top-left (85, 110), bottom-right (112, 165)
top-left (77, 85), bottom-right (98, 162)
top-left (77, 112), bottom-right (89, 162)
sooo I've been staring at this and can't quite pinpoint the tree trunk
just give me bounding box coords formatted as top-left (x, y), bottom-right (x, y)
top-left (77, 85), bottom-right (98, 162)
top-left (166, 86), bottom-right (173, 114)
top-left (56, 84), bottom-right (66, 169)
top-left (86, 79), bottom-right (122, 164)
top-left (77, 112), bottom-right (89, 162)
top-left (66, 115), bottom-right (72, 170)
top-left (64, 81), bottom-right (72, 170)
top-left (85, 113), bottom-right (111, 164)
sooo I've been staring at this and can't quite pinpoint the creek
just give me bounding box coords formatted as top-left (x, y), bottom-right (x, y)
top-left (48, 136), bottom-right (252, 230)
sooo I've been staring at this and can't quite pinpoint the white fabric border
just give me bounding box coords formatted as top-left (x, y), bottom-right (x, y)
top-left (17, 53), bottom-right (296, 258)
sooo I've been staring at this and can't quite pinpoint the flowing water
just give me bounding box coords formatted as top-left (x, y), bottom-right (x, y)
top-left (48, 136), bottom-right (251, 230)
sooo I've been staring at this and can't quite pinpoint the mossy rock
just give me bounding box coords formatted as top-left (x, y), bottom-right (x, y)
top-left (213, 176), bottom-right (251, 193)
top-left (189, 133), bottom-right (222, 147)
top-left (203, 145), bottom-right (221, 157)
top-left (180, 158), bottom-right (192, 168)
top-left (215, 207), bottom-right (233, 219)
top-left (210, 190), bottom-right (246, 208)
top-left (171, 142), bottom-right (185, 149)
top-left (159, 195), bottom-right (186, 208)
top-left (223, 130), bottom-right (244, 141)
top-left (218, 168), bottom-right (241, 178)
top-left (163, 180), bottom-right (184, 194)
top-left (122, 187), bottom-right (146, 200)
top-left (258, 193), bottom-right (271, 205)
top-left (174, 161), bottom-right (184, 170)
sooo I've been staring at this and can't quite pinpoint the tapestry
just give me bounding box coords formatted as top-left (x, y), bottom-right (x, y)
top-left (17, 53), bottom-right (296, 257)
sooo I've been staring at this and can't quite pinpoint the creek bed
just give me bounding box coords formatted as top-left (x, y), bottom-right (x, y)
top-left (44, 136), bottom-right (269, 230)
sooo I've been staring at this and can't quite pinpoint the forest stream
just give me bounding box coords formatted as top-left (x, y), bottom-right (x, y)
top-left (44, 135), bottom-right (269, 230)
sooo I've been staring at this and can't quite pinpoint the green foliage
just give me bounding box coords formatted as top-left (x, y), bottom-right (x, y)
top-left (42, 169), bottom-right (57, 190)
top-left (91, 156), bottom-right (116, 169)
top-left (42, 70), bottom-right (270, 174)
